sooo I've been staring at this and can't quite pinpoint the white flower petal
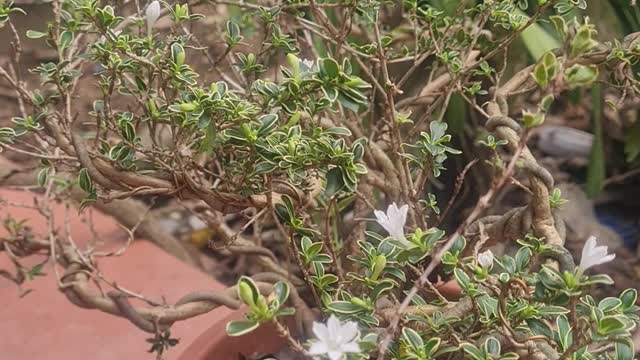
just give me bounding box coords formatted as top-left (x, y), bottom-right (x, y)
top-left (579, 257), bottom-right (592, 271)
top-left (578, 236), bottom-right (616, 273)
top-left (339, 321), bottom-right (359, 342)
top-left (374, 212), bottom-right (394, 237)
top-left (375, 203), bottom-right (408, 240)
top-left (308, 341), bottom-right (329, 355)
top-left (581, 236), bottom-right (596, 260)
top-left (390, 203), bottom-right (408, 222)
top-left (387, 203), bottom-right (399, 217)
top-left (145, 1), bottom-right (161, 32)
top-left (477, 250), bottom-right (494, 268)
top-left (327, 315), bottom-right (341, 338)
top-left (593, 253), bottom-right (616, 267)
top-left (302, 59), bottom-right (315, 69)
top-left (374, 210), bottom-right (389, 225)
top-left (340, 341), bottom-right (361, 353)
top-left (312, 321), bottom-right (330, 343)
top-left (374, 209), bottom-right (387, 221)
top-left (308, 316), bottom-right (360, 359)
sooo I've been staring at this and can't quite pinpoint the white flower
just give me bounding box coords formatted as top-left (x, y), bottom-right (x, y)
top-left (302, 58), bottom-right (315, 69)
top-left (578, 236), bottom-right (615, 274)
top-left (374, 202), bottom-right (408, 241)
top-left (309, 315), bottom-right (360, 360)
top-left (145, 1), bottom-right (161, 34)
top-left (477, 250), bottom-right (494, 268)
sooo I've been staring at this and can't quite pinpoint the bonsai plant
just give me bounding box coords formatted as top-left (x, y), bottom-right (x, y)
top-left (0, 0), bottom-right (639, 358)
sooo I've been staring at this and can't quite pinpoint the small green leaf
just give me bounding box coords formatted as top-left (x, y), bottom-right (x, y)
top-left (476, 295), bottom-right (498, 320)
top-left (276, 307), bottom-right (295, 316)
top-left (370, 279), bottom-right (395, 300)
top-left (496, 255), bottom-right (517, 274)
top-left (484, 336), bottom-right (500, 355)
top-left (539, 305), bottom-right (569, 316)
top-left (565, 64), bottom-right (599, 89)
top-left (549, 15), bottom-right (567, 39)
top-left (461, 343), bottom-right (485, 360)
top-left (324, 127), bottom-right (352, 137)
top-left (78, 168), bottom-right (93, 193)
top-left (257, 114), bottom-right (278, 136)
top-left (27, 263), bottom-right (46, 280)
top-left (326, 301), bottom-right (362, 314)
top-left (254, 161), bottom-right (277, 174)
top-left (556, 314), bottom-right (573, 351)
top-left (540, 94), bottom-right (555, 112)
top-left (453, 268), bottom-right (472, 292)
top-left (532, 62), bottom-right (548, 88)
top-left (523, 110), bottom-right (545, 128)
top-left (620, 288), bottom-right (637, 310)
top-left (59, 31), bottom-right (73, 50)
top-left (599, 316), bottom-right (626, 335)
top-left (273, 281), bottom-right (290, 307)
top-left (319, 58), bottom-right (340, 79)
top-left (401, 327), bottom-right (423, 351)
top-left (582, 273), bottom-right (614, 286)
top-left (325, 167), bottom-right (344, 196)
top-left (500, 352), bottom-right (519, 360)
top-left (599, 297), bottom-right (622, 312)
top-left (26, 30), bottom-right (47, 39)
top-left (429, 121), bottom-right (448, 141)
top-left (527, 319), bottom-right (554, 338)
top-left (274, 202), bottom-right (292, 223)
top-left (424, 337), bottom-right (441, 355)
top-left (37, 167), bottom-right (51, 187)
top-left (237, 276), bottom-right (260, 308)
top-left (615, 338), bottom-right (634, 360)
top-left (171, 43), bottom-right (186, 66)
top-left (515, 247), bottom-right (531, 272)
top-left (226, 320), bottom-right (260, 336)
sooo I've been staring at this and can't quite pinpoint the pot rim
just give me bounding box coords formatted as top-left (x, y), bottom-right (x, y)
top-left (178, 308), bottom-right (287, 360)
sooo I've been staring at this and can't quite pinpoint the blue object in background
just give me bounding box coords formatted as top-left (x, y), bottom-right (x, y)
top-left (595, 205), bottom-right (640, 250)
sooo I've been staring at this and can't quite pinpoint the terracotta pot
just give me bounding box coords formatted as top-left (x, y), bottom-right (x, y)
top-left (0, 189), bottom-right (237, 360)
top-left (179, 309), bottom-right (287, 360)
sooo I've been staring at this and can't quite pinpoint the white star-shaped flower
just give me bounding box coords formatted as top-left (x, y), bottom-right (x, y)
top-left (578, 235), bottom-right (615, 274)
top-left (477, 250), bottom-right (494, 268)
top-left (309, 315), bottom-right (360, 360)
top-left (145, 1), bottom-right (161, 34)
top-left (374, 202), bottom-right (408, 241)
top-left (302, 58), bottom-right (315, 69)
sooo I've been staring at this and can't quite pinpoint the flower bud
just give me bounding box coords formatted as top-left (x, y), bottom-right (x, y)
top-left (350, 297), bottom-right (368, 308)
top-left (370, 255), bottom-right (386, 282)
top-left (147, 98), bottom-right (159, 118)
top-left (145, 1), bottom-right (161, 34)
top-left (477, 250), bottom-right (494, 268)
top-left (179, 102), bottom-right (197, 112)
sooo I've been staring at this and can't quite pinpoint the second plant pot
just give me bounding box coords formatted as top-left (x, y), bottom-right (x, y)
top-left (178, 308), bottom-right (287, 360)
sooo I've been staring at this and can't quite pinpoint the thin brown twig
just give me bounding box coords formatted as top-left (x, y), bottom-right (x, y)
top-left (437, 159), bottom-right (479, 226)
